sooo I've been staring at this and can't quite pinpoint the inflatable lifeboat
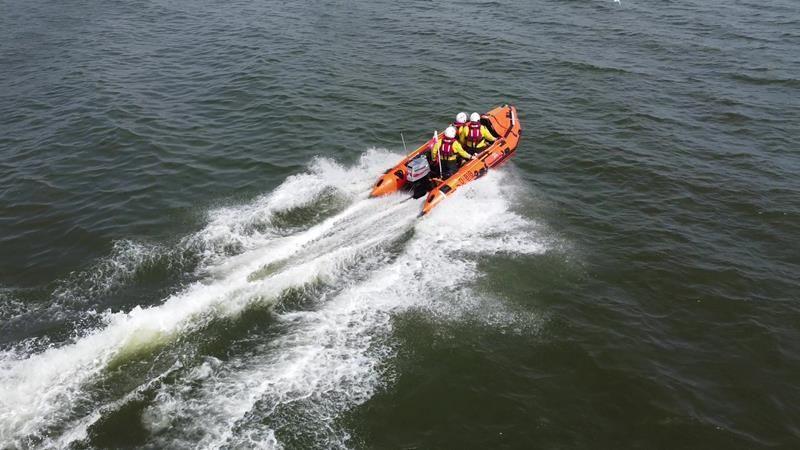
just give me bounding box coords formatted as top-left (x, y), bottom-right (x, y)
top-left (370, 105), bottom-right (522, 215)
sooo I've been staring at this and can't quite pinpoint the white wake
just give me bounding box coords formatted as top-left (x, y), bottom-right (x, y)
top-left (0, 149), bottom-right (550, 448)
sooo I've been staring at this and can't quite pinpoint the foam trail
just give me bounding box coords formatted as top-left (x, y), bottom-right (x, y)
top-left (0, 150), bottom-right (405, 447)
top-left (1, 151), bottom-right (550, 448)
top-left (47, 360), bottom-right (184, 449)
top-left (0, 288), bottom-right (27, 324)
top-left (144, 170), bottom-right (549, 448)
top-left (2, 151), bottom-right (400, 332)
top-left (52, 240), bottom-right (167, 303)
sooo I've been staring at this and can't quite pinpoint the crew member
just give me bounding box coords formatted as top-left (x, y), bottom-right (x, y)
top-left (461, 112), bottom-right (496, 154)
top-left (431, 126), bottom-right (474, 179)
top-left (453, 112), bottom-right (468, 144)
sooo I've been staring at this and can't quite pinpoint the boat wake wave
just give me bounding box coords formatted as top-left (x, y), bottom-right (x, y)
top-left (0, 149), bottom-right (550, 449)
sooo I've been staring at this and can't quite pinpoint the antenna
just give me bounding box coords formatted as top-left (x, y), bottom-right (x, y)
top-left (401, 132), bottom-right (408, 154)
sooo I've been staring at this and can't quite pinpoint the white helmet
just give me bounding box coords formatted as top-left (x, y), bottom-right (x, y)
top-left (456, 112), bottom-right (467, 124)
top-left (444, 126), bottom-right (456, 138)
top-left (470, 112), bottom-right (481, 122)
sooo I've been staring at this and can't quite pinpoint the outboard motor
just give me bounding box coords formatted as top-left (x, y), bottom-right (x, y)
top-left (406, 155), bottom-right (433, 199)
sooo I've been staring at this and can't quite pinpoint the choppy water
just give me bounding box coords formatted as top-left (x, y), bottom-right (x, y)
top-left (1, 0), bottom-right (799, 448)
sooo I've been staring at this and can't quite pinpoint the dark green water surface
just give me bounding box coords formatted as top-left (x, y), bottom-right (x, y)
top-left (1, 0), bottom-right (799, 448)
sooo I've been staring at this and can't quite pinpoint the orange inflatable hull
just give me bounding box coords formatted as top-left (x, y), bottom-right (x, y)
top-left (369, 105), bottom-right (522, 215)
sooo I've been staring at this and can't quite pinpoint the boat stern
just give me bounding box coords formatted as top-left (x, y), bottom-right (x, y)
top-left (370, 168), bottom-right (406, 197)
top-left (420, 184), bottom-right (450, 215)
